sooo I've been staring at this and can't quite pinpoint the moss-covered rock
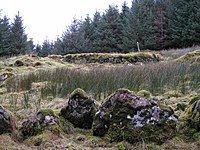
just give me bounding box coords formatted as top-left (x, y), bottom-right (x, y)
top-left (176, 103), bottom-right (188, 111)
top-left (163, 90), bottom-right (182, 98)
top-left (0, 105), bottom-right (15, 134)
top-left (19, 109), bottom-right (60, 139)
top-left (185, 100), bottom-right (200, 131)
top-left (60, 88), bottom-right (97, 129)
top-left (137, 90), bottom-right (152, 98)
top-left (189, 95), bottom-right (200, 105)
top-left (92, 89), bottom-right (178, 144)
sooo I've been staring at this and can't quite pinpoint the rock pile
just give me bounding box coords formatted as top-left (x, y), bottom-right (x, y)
top-left (92, 89), bottom-right (178, 144)
top-left (0, 105), bottom-right (13, 134)
top-left (60, 88), bottom-right (97, 129)
top-left (20, 109), bottom-right (59, 138)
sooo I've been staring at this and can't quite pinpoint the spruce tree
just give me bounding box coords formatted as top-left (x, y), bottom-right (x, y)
top-left (54, 37), bottom-right (65, 55)
top-left (96, 5), bottom-right (123, 53)
top-left (136, 0), bottom-right (156, 50)
top-left (79, 14), bottom-right (93, 52)
top-left (39, 39), bottom-right (53, 57)
top-left (166, 0), bottom-right (200, 48)
top-left (122, 0), bottom-right (156, 51)
top-left (62, 17), bottom-right (83, 53)
top-left (26, 38), bottom-right (35, 54)
top-left (10, 11), bottom-right (28, 55)
top-left (154, 0), bottom-right (169, 49)
top-left (90, 11), bottom-right (103, 52)
top-left (0, 15), bottom-right (11, 56)
top-left (187, 0), bottom-right (200, 45)
top-left (120, 1), bottom-right (131, 52)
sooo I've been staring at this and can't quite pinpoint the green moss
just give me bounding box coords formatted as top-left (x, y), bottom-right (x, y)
top-left (179, 100), bottom-right (200, 133)
top-left (116, 142), bottom-right (126, 150)
top-left (137, 90), bottom-right (152, 98)
top-left (106, 121), bottom-right (176, 145)
top-left (45, 124), bottom-right (61, 135)
top-left (29, 134), bottom-right (45, 146)
top-left (70, 88), bottom-right (87, 98)
top-left (24, 131), bottom-right (53, 146)
top-left (58, 116), bottom-right (74, 134)
top-left (20, 109), bottom-right (62, 139)
top-left (63, 52), bottom-right (160, 64)
top-left (176, 103), bottom-right (188, 111)
top-left (46, 95), bottom-right (54, 101)
top-left (53, 109), bottom-right (60, 116)
top-left (39, 109), bottom-right (55, 116)
top-left (189, 96), bottom-right (200, 105)
top-left (87, 136), bottom-right (102, 145)
top-left (163, 90), bottom-right (182, 98)
top-left (159, 104), bottom-right (174, 114)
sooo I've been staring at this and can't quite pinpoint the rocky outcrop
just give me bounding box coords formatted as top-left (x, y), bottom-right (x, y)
top-left (92, 89), bottom-right (178, 144)
top-left (0, 105), bottom-right (13, 134)
top-left (20, 109), bottom-right (60, 139)
top-left (60, 88), bottom-right (97, 129)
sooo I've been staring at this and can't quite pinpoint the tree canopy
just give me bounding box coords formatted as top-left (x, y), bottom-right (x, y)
top-left (0, 11), bottom-right (34, 56)
top-left (0, 0), bottom-right (200, 57)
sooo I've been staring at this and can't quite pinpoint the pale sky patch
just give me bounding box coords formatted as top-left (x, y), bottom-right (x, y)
top-left (0, 0), bottom-right (132, 44)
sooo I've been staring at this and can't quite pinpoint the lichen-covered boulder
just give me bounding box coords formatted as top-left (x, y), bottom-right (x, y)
top-left (92, 89), bottom-right (178, 144)
top-left (60, 88), bottom-right (97, 129)
top-left (185, 100), bottom-right (200, 131)
top-left (0, 105), bottom-right (14, 134)
top-left (20, 109), bottom-right (60, 139)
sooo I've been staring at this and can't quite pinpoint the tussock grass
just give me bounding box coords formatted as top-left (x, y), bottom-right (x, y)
top-left (5, 61), bottom-right (200, 100)
top-left (176, 49), bottom-right (200, 63)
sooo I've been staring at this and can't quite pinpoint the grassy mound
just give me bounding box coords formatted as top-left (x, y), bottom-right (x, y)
top-left (63, 52), bottom-right (160, 64)
top-left (177, 49), bottom-right (200, 63)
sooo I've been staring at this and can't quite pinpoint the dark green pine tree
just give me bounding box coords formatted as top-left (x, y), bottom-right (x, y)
top-left (96, 5), bottom-right (123, 53)
top-left (121, 1), bottom-right (138, 52)
top-left (135, 0), bottom-right (156, 50)
top-left (34, 44), bottom-right (41, 54)
top-left (120, 1), bottom-right (135, 52)
top-left (186, 0), bottom-right (200, 46)
top-left (53, 37), bottom-right (65, 55)
top-left (90, 11), bottom-right (103, 52)
top-left (26, 38), bottom-right (35, 54)
top-left (61, 17), bottom-right (83, 53)
top-left (0, 15), bottom-right (11, 56)
top-left (154, 0), bottom-right (169, 49)
top-left (79, 14), bottom-right (93, 52)
top-left (166, 0), bottom-right (200, 48)
top-left (122, 0), bottom-right (156, 51)
top-left (39, 39), bottom-right (53, 57)
top-left (10, 11), bottom-right (28, 55)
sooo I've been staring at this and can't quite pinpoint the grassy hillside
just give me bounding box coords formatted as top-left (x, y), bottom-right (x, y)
top-left (0, 49), bottom-right (200, 149)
